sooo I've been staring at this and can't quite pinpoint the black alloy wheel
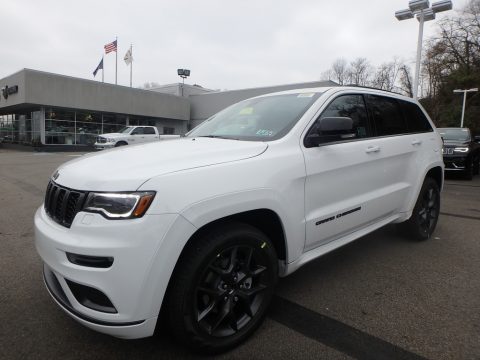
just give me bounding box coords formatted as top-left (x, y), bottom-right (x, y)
top-left (465, 157), bottom-right (474, 180)
top-left (473, 156), bottom-right (480, 175)
top-left (398, 177), bottom-right (440, 241)
top-left (166, 222), bottom-right (278, 354)
top-left (416, 185), bottom-right (439, 238)
top-left (195, 245), bottom-right (269, 337)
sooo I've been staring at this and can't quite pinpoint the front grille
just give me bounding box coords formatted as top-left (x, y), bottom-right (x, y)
top-left (44, 181), bottom-right (87, 228)
top-left (442, 147), bottom-right (454, 155)
top-left (96, 137), bottom-right (107, 144)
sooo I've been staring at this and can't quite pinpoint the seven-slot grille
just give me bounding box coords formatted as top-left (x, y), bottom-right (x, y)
top-left (44, 181), bottom-right (87, 228)
top-left (96, 137), bottom-right (107, 144)
top-left (442, 148), bottom-right (454, 155)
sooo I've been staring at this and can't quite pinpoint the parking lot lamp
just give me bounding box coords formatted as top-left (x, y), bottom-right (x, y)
top-left (177, 69), bottom-right (191, 97)
top-left (453, 88), bottom-right (478, 127)
top-left (395, 0), bottom-right (453, 99)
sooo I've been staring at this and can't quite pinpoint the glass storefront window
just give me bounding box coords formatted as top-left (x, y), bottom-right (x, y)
top-left (45, 108), bottom-right (76, 145)
top-left (1, 107), bottom-right (169, 146)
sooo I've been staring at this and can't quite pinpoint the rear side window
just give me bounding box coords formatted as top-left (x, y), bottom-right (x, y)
top-left (365, 95), bottom-right (408, 136)
top-left (316, 94), bottom-right (370, 140)
top-left (399, 101), bottom-right (433, 133)
top-left (143, 127), bottom-right (156, 135)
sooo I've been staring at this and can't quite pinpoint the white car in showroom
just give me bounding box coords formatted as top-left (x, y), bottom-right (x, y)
top-left (35, 86), bottom-right (443, 353)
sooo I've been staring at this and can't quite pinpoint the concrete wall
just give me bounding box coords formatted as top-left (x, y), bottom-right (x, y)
top-left (1, 69), bottom-right (190, 121)
top-left (189, 80), bottom-right (337, 122)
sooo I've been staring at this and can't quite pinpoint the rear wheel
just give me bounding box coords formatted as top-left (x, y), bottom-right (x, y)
top-left (473, 156), bottom-right (479, 176)
top-left (166, 222), bottom-right (278, 354)
top-left (464, 157), bottom-right (474, 180)
top-left (398, 177), bottom-right (440, 241)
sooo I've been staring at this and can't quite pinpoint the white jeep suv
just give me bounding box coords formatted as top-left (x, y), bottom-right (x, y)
top-left (35, 86), bottom-right (444, 353)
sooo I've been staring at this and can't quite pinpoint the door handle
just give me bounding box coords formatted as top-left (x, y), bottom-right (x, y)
top-left (365, 145), bottom-right (380, 153)
top-left (411, 139), bottom-right (422, 146)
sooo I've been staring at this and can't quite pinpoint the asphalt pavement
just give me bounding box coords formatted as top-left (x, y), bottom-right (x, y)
top-left (1, 149), bottom-right (479, 359)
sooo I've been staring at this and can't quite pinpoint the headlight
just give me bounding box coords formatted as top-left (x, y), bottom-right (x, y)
top-left (454, 147), bottom-right (469, 153)
top-left (83, 192), bottom-right (155, 219)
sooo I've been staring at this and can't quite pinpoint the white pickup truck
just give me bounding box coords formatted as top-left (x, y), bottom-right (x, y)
top-left (94, 126), bottom-right (179, 149)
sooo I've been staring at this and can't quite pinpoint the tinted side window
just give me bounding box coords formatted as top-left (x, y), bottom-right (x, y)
top-left (131, 127), bottom-right (144, 135)
top-left (399, 100), bottom-right (433, 133)
top-left (312, 94), bottom-right (370, 142)
top-left (143, 127), bottom-right (156, 134)
top-left (366, 95), bottom-right (407, 136)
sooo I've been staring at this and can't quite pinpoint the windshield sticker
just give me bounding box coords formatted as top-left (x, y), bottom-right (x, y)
top-left (239, 107), bottom-right (254, 115)
top-left (256, 129), bottom-right (274, 137)
top-left (297, 93), bottom-right (315, 98)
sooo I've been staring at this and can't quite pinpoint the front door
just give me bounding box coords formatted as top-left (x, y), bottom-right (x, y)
top-left (302, 94), bottom-right (407, 251)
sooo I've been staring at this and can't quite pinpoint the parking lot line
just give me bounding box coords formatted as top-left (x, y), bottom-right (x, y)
top-left (269, 296), bottom-right (427, 360)
top-left (440, 212), bottom-right (480, 221)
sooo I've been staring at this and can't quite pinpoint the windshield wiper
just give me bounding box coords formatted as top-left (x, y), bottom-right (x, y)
top-left (197, 135), bottom-right (240, 140)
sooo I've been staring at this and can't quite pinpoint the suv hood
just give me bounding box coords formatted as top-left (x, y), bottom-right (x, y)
top-left (54, 138), bottom-right (268, 191)
top-left (443, 140), bottom-right (470, 146)
top-left (98, 133), bottom-right (126, 139)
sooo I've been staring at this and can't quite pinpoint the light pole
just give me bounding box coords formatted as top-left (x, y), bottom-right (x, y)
top-left (453, 88), bottom-right (478, 127)
top-left (177, 69), bottom-right (191, 97)
top-left (395, 0), bottom-right (453, 99)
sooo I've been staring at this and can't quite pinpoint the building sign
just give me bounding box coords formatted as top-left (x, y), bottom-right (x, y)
top-left (2, 85), bottom-right (19, 100)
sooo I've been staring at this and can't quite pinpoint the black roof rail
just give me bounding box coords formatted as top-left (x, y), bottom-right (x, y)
top-left (342, 84), bottom-right (404, 96)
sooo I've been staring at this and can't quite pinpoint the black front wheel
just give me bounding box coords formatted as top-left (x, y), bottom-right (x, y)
top-left (166, 222), bottom-right (278, 354)
top-left (398, 177), bottom-right (440, 241)
top-left (464, 157), bottom-right (474, 180)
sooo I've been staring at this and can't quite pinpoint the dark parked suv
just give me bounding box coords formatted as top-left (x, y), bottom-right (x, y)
top-left (438, 127), bottom-right (480, 180)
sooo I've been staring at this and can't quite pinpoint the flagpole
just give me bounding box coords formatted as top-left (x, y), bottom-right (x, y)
top-left (102, 56), bottom-right (104, 83)
top-left (115, 36), bottom-right (118, 85)
top-left (130, 44), bottom-right (133, 87)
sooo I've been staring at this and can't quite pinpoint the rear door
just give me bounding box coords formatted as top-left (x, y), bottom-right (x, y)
top-left (364, 95), bottom-right (426, 215)
top-left (142, 127), bottom-right (159, 143)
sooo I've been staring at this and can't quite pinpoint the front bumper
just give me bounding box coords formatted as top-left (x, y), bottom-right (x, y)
top-left (94, 142), bottom-right (115, 150)
top-left (34, 206), bottom-right (194, 338)
top-left (442, 155), bottom-right (467, 171)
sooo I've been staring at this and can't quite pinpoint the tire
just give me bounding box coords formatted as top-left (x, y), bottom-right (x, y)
top-left (473, 156), bottom-right (480, 176)
top-left (398, 177), bottom-right (440, 241)
top-left (464, 157), bottom-right (473, 180)
top-left (166, 222), bottom-right (278, 354)
top-left (115, 141), bottom-right (127, 147)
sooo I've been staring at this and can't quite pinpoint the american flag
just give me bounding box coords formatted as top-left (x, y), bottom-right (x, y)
top-left (104, 40), bottom-right (117, 54)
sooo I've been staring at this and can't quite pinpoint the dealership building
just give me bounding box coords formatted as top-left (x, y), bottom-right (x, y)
top-left (0, 69), bottom-right (335, 148)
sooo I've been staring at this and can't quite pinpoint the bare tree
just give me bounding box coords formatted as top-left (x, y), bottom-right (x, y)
top-left (371, 58), bottom-right (402, 91)
top-left (331, 58), bottom-right (348, 85)
top-left (320, 69), bottom-right (333, 81)
top-left (346, 58), bottom-right (372, 86)
top-left (398, 65), bottom-right (414, 97)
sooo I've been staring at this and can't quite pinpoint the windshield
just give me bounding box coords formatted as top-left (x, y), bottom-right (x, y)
top-left (117, 127), bottom-right (133, 134)
top-left (187, 92), bottom-right (322, 141)
top-left (438, 128), bottom-right (471, 141)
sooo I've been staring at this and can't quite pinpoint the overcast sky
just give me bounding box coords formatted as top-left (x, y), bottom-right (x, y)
top-left (1, 0), bottom-right (470, 90)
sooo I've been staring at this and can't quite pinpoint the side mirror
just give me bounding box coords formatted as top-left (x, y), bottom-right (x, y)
top-left (319, 117), bottom-right (353, 132)
top-left (305, 117), bottom-right (355, 147)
